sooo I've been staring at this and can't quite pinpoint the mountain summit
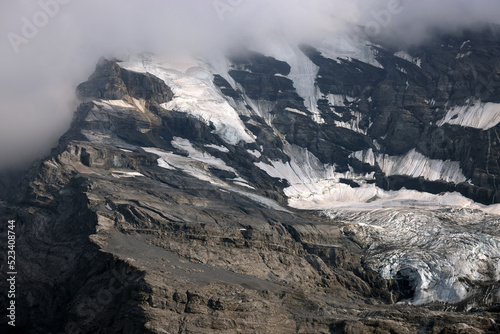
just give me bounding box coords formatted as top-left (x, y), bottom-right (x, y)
top-left (1, 27), bottom-right (500, 333)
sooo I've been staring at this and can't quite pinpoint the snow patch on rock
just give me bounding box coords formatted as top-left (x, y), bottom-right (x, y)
top-left (351, 149), bottom-right (467, 184)
top-left (285, 107), bottom-right (308, 116)
top-left (316, 35), bottom-right (383, 69)
top-left (111, 171), bottom-right (144, 178)
top-left (143, 145), bottom-right (289, 212)
top-left (250, 39), bottom-right (324, 124)
top-left (437, 100), bottom-right (500, 130)
top-left (171, 137), bottom-right (235, 173)
top-left (334, 111), bottom-right (366, 135)
top-left (394, 50), bottom-right (422, 67)
top-left (204, 144), bottom-right (229, 153)
top-left (326, 94), bottom-right (355, 107)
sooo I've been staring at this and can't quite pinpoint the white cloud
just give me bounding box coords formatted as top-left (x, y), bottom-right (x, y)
top-left (0, 0), bottom-right (499, 168)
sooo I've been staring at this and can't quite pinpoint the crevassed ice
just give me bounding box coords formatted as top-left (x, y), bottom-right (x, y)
top-left (119, 55), bottom-right (255, 145)
top-left (351, 148), bottom-right (467, 184)
top-left (437, 100), bottom-right (500, 130)
top-left (325, 207), bottom-right (500, 305)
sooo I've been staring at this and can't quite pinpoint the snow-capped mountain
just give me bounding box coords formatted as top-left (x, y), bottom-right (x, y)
top-left (1, 26), bottom-right (500, 333)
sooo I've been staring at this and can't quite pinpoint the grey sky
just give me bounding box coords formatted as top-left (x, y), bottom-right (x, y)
top-left (1, 0), bottom-right (499, 168)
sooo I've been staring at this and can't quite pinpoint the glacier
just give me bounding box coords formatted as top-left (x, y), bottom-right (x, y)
top-left (326, 206), bottom-right (500, 305)
top-left (253, 145), bottom-right (499, 306)
top-left (116, 45), bottom-right (499, 308)
top-left (119, 55), bottom-right (255, 145)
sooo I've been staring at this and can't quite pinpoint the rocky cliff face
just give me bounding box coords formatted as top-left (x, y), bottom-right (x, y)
top-left (1, 27), bottom-right (500, 333)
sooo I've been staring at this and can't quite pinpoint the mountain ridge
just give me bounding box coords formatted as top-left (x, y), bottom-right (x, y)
top-left (1, 27), bottom-right (500, 333)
